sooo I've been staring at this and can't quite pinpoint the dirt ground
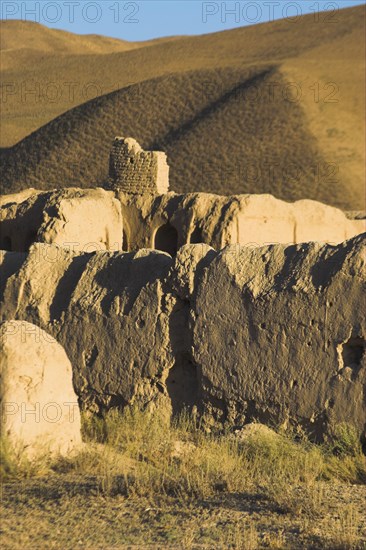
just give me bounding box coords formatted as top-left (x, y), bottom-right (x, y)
top-left (1, 475), bottom-right (365, 549)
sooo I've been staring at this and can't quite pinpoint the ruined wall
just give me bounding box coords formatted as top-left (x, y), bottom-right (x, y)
top-left (1, 187), bottom-right (364, 255)
top-left (189, 238), bottom-right (366, 436)
top-left (0, 188), bottom-right (122, 252)
top-left (1, 235), bottom-right (365, 439)
top-left (235, 195), bottom-right (365, 245)
top-left (117, 191), bottom-right (236, 252)
top-left (118, 191), bottom-right (365, 253)
top-left (107, 137), bottom-right (169, 194)
top-left (0, 246), bottom-right (174, 411)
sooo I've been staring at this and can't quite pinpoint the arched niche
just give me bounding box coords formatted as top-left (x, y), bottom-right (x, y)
top-left (154, 223), bottom-right (178, 256)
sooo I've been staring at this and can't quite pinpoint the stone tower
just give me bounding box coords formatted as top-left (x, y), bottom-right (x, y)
top-left (106, 137), bottom-right (169, 194)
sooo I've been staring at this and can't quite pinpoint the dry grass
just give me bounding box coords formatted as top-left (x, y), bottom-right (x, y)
top-left (1, 5), bottom-right (364, 209)
top-left (3, 408), bottom-right (365, 497)
top-left (1, 408), bottom-right (366, 548)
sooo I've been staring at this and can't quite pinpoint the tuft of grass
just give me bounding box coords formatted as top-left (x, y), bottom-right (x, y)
top-left (317, 504), bottom-right (362, 550)
top-left (328, 423), bottom-right (363, 458)
top-left (224, 520), bottom-right (259, 550)
top-left (0, 437), bottom-right (51, 481)
top-left (323, 423), bottom-right (366, 483)
top-left (0, 437), bottom-right (18, 480)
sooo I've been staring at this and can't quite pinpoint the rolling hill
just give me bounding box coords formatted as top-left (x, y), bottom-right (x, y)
top-left (0, 5), bottom-right (365, 210)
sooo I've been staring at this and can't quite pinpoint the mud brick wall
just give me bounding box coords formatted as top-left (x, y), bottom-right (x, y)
top-left (108, 137), bottom-right (169, 194)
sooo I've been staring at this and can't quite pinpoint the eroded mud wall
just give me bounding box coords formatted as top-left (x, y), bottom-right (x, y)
top-left (1, 235), bottom-right (365, 439)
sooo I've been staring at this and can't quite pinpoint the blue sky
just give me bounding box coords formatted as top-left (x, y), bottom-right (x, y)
top-left (1, 1), bottom-right (365, 40)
